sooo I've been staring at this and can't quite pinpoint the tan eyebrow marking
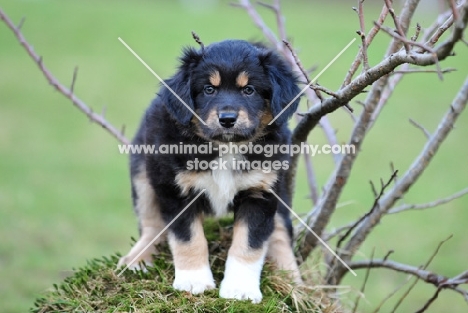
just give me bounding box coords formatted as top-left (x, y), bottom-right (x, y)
top-left (236, 71), bottom-right (249, 87)
top-left (209, 70), bottom-right (221, 86)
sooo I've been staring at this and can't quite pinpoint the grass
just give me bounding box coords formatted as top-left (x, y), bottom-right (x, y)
top-left (0, 0), bottom-right (467, 312)
top-left (32, 218), bottom-right (337, 313)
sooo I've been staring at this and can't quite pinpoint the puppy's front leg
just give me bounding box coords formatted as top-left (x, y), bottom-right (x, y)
top-left (219, 191), bottom-right (276, 303)
top-left (168, 213), bottom-right (215, 294)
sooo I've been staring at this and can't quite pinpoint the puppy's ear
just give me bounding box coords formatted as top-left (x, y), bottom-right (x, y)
top-left (161, 47), bottom-right (202, 125)
top-left (260, 51), bottom-right (300, 125)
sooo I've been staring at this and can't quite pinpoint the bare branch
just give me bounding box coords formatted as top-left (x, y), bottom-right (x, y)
top-left (303, 151), bottom-right (319, 205)
top-left (389, 187), bottom-right (468, 214)
top-left (311, 84), bottom-right (342, 100)
top-left (376, 22), bottom-right (437, 54)
top-left (392, 235), bottom-right (453, 312)
top-left (342, 76), bottom-right (468, 271)
top-left (409, 118), bottom-right (431, 139)
top-left (370, 180), bottom-right (378, 198)
top-left (375, 21), bottom-right (445, 80)
top-left (425, 15), bottom-right (455, 49)
top-left (235, 0), bottom-right (282, 52)
top-left (343, 4), bottom-right (389, 86)
top-left (371, 275), bottom-right (412, 313)
top-left (0, 8), bottom-right (130, 145)
top-left (283, 40), bottom-right (352, 112)
top-left (294, 114), bottom-right (319, 205)
top-left (293, 5), bottom-right (468, 252)
top-left (414, 287), bottom-right (444, 313)
top-left (297, 0), bottom-right (427, 260)
top-left (352, 247), bottom-right (374, 313)
top-left (391, 68), bottom-right (456, 74)
top-left (283, 40), bottom-right (308, 83)
top-left (356, 0), bottom-right (370, 71)
top-left (347, 239), bottom-right (468, 306)
top-left (383, 250), bottom-right (394, 262)
top-left (385, 0), bottom-right (411, 52)
top-left (334, 170), bottom-right (398, 256)
top-left (257, 0), bottom-right (286, 41)
top-left (348, 259), bottom-right (448, 283)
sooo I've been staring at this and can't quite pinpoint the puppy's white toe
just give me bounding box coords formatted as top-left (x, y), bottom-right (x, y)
top-left (172, 266), bottom-right (215, 294)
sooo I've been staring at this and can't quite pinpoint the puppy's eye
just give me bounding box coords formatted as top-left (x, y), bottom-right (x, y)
top-left (242, 85), bottom-right (255, 95)
top-left (204, 85), bottom-right (216, 95)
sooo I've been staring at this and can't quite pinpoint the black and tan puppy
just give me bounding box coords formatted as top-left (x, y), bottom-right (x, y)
top-left (118, 40), bottom-right (301, 303)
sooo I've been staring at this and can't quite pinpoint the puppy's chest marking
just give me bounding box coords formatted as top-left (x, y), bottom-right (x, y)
top-left (176, 154), bottom-right (277, 216)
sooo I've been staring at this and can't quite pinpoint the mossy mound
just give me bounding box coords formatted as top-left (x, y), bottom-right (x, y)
top-left (32, 218), bottom-right (340, 313)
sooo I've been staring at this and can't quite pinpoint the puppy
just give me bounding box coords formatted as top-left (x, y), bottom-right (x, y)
top-left (118, 40), bottom-right (301, 303)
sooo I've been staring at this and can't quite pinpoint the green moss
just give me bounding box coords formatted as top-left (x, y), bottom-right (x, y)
top-left (32, 219), bottom-right (334, 313)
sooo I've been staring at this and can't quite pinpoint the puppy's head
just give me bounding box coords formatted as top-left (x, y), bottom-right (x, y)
top-left (161, 40), bottom-right (300, 142)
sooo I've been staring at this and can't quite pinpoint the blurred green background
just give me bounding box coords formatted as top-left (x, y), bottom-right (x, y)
top-left (0, 0), bottom-right (467, 312)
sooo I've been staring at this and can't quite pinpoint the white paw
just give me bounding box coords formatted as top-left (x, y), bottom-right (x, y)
top-left (219, 256), bottom-right (264, 303)
top-left (219, 279), bottom-right (262, 303)
top-left (117, 256), bottom-right (153, 272)
top-left (173, 266), bottom-right (215, 294)
top-left (117, 244), bottom-right (156, 273)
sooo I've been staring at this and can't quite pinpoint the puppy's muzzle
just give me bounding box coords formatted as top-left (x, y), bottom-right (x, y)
top-left (218, 112), bottom-right (238, 128)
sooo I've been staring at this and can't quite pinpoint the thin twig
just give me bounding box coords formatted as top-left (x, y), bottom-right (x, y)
top-left (311, 84), bottom-right (342, 100)
top-left (375, 21), bottom-right (438, 54)
top-left (355, 0), bottom-right (370, 72)
top-left (391, 68), bottom-right (456, 74)
top-left (295, 114), bottom-right (319, 205)
top-left (389, 187), bottom-right (468, 214)
top-left (391, 235), bottom-right (453, 312)
top-left (371, 275), bottom-right (413, 313)
top-left (234, 0), bottom-right (282, 52)
top-left (343, 4), bottom-right (389, 86)
top-left (257, 0), bottom-right (287, 41)
top-left (304, 150), bottom-right (319, 205)
top-left (70, 66), bottom-right (78, 95)
top-left (352, 247), bottom-right (374, 313)
top-left (370, 180), bottom-right (378, 198)
top-left (385, 0), bottom-right (411, 52)
top-left (335, 170), bottom-right (398, 255)
top-left (383, 250), bottom-right (394, 262)
top-left (0, 8), bottom-right (130, 145)
top-left (17, 16), bottom-right (25, 30)
top-left (347, 238), bottom-right (468, 306)
top-left (426, 15), bottom-right (455, 48)
top-left (409, 118), bottom-right (431, 139)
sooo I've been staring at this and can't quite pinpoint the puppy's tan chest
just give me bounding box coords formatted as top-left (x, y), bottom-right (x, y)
top-left (175, 154), bottom-right (277, 216)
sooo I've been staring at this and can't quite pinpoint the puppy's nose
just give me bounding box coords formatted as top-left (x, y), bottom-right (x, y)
top-left (218, 112), bottom-right (238, 128)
